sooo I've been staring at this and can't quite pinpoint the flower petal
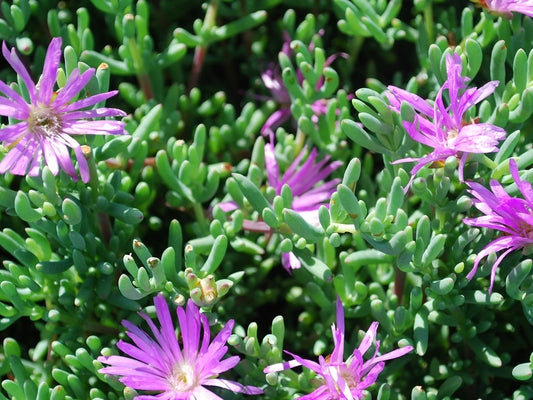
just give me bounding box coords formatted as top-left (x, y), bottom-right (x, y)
top-left (2, 41), bottom-right (37, 103)
top-left (38, 37), bottom-right (62, 103)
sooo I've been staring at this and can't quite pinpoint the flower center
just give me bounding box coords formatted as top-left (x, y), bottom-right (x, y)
top-left (167, 362), bottom-right (198, 392)
top-left (517, 219), bottom-right (533, 242)
top-left (323, 355), bottom-right (359, 396)
top-left (322, 363), bottom-right (358, 397)
top-left (28, 104), bottom-right (62, 138)
top-left (446, 128), bottom-right (458, 146)
top-left (338, 364), bottom-right (357, 388)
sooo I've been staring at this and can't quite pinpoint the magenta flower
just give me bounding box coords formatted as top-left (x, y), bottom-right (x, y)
top-left (260, 33), bottom-right (345, 138)
top-left (264, 298), bottom-right (413, 399)
top-left (218, 142), bottom-right (342, 272)
top-left (260, 64), bottom-right (293, 137)
top-left (98, 294), bottom-right (263, 399)
top-left (387, 53), bottom-right (505, 188)
top-left (473, 0), bottom-right (533, 18)
top-left (219, 141), bottom-right (340, 271)
top-left (0, 37), bottom-right (126, 182)
top-left (265, 142), bottom-right (341, 270)
top-left (463, 159), bottom-right (533, 292)
top-left (265, 143), bottom-right (341, 215)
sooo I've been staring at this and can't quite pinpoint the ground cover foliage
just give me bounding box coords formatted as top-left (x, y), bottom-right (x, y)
top-left (0, 0), bottom-right (532, 399)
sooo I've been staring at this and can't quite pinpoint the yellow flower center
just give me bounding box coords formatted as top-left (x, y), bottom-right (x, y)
top-left (446, 128), bottom-right (458, 146)
top-left (323, 354), bottom-right (358, 395)
top-left (28, 104), bottom-right (62, 138)
top-left (167, 362), bottom-right (198, 392)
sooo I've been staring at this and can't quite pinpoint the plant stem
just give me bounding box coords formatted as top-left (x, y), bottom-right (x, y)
top-left (125, 15), bottom-right (154, 100)
top-left (480, 154), bottom-right (497, 170)
top-left (424, 1), bottom-right (434, 44)
top-left (193, 202), bottom-right (209, 236)
top-left (394, 266), bottom-right (406, 305)
top-left (187, 0), bottom-right (219, 93)
top-left (83, 146), bottom-right (113, 245)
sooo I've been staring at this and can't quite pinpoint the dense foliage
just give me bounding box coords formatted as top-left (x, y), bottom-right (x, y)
top-left (0, 1), bottom-right (532, 399)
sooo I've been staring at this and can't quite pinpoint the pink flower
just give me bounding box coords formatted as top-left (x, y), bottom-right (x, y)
top-left (473, 0), bottom-right (533, 18)
top-left (260, 64), bottom-right (293, 137)
top-left (219, 141), bottom-right (340, 271)
top-left (264, 297), bottom-right (413, 399)
top-left (265, 142), bottom-right (341, 271)
top-left (387, 53), bottom-right (505, 189)
top-left (0, 37), bottom-right (126, 182)
top-left (260, 32), bottom-right (345, 138)
top-left (98, 294), bottom-right (263, 399)
top-left (463, 159), bottom-right (533, 292)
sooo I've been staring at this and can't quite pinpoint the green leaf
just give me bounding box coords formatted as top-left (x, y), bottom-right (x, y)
top-left (437, 376), bottom-right (462, 399)
top-left (414, 306), bottom-right (429, 355)
top-left (429, 277), bottom-right (455, 296)
top-left (467, 337), bottom-right (502, 367)
top-left (0, 186), bottom-right (16, 209)
top-left (494, 130), bottom-right (520, 165)
top-left (213, 11), bottom-right (267, 40)
top-left (337, 183), bottom-right (363, 224)
top-left (232, 173), bottom-right (272, 214)
top-left (283, 209), bottom-right (324, 243)
top-left (421, 234), bottom-right (446, 266)
top-left (118, 274), bottom-right (146, 300)
top-left (107, 202), bottom-right (143, 224)
top-left (464, 38), bottom-right (482, 79)
top-left (155, 150), bottom-right (195, 203)
top-left (513, 48), bottom-right (528, 93)
top-left (14, 191), bottom-right (41, 222)
top-left (61, 198), bottom-right (82, 225)
top-left (506, 259), bottom-right (533, 300)
top-left (341, 119), bottom-right (390, 154)
top-left (292, 247), bottom-right (332, 281)
top-left (37, 259), bottom-right (72, 274)
top-left (200, 235), bottom-right (228, 275)
top-left (512, 361), bottom-right (533, 381)
top-left (490, 40), bottom-right (507, 100)
top-left (411, 386), bottom-right (428, 400)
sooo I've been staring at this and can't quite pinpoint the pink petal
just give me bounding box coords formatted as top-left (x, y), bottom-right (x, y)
top-left (38, 37), bottom-right (62, 103)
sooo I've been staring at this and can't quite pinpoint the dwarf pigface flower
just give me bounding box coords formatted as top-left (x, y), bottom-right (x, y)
top-left (0, 37), bottom-right (126, 182)
top-left (98, 294), bottom-right (263, 399)
top-left (463, 159), bottom-right (533, 292)
top-left (473, 0), bottom-right (533, 18)
top-left (387, 53), bottom-right (505, 189)
top-left (260, 64), bottom-right (293, 137)
top-left (260, 33), bottom-right (345, 138)
top-left (265, 141), bottom-right (341, 270)
top-left (264, 297), bottom-right (413, 399)
top-left (218, 140), bottom-right (341, 271)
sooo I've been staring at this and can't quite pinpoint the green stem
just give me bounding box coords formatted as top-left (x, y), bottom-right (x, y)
top-left (342, 36), bottom-right (364, 88)
top-left (424, 1), bottom-right (434, 44)
top-left (448, 305), bottom-right (467, 330)
top-left (128, 37), bottom-right (154, 100)
top-left (83, 146), bottom-right (113, 245)
top-left (348, 35), bottom-right (364, 67)
top-left (435, 208), bottom-right (446, 232)
top-left (295, 130), bottom-right (306, 150)
top-left (83, 146), bottom-right (99, 202)
top-left (459, 10), bottom-right (494, 49)
top-left (193, 202), bottom-right (209, 236)
top-left (479, 154), bottom-right (497, 169)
